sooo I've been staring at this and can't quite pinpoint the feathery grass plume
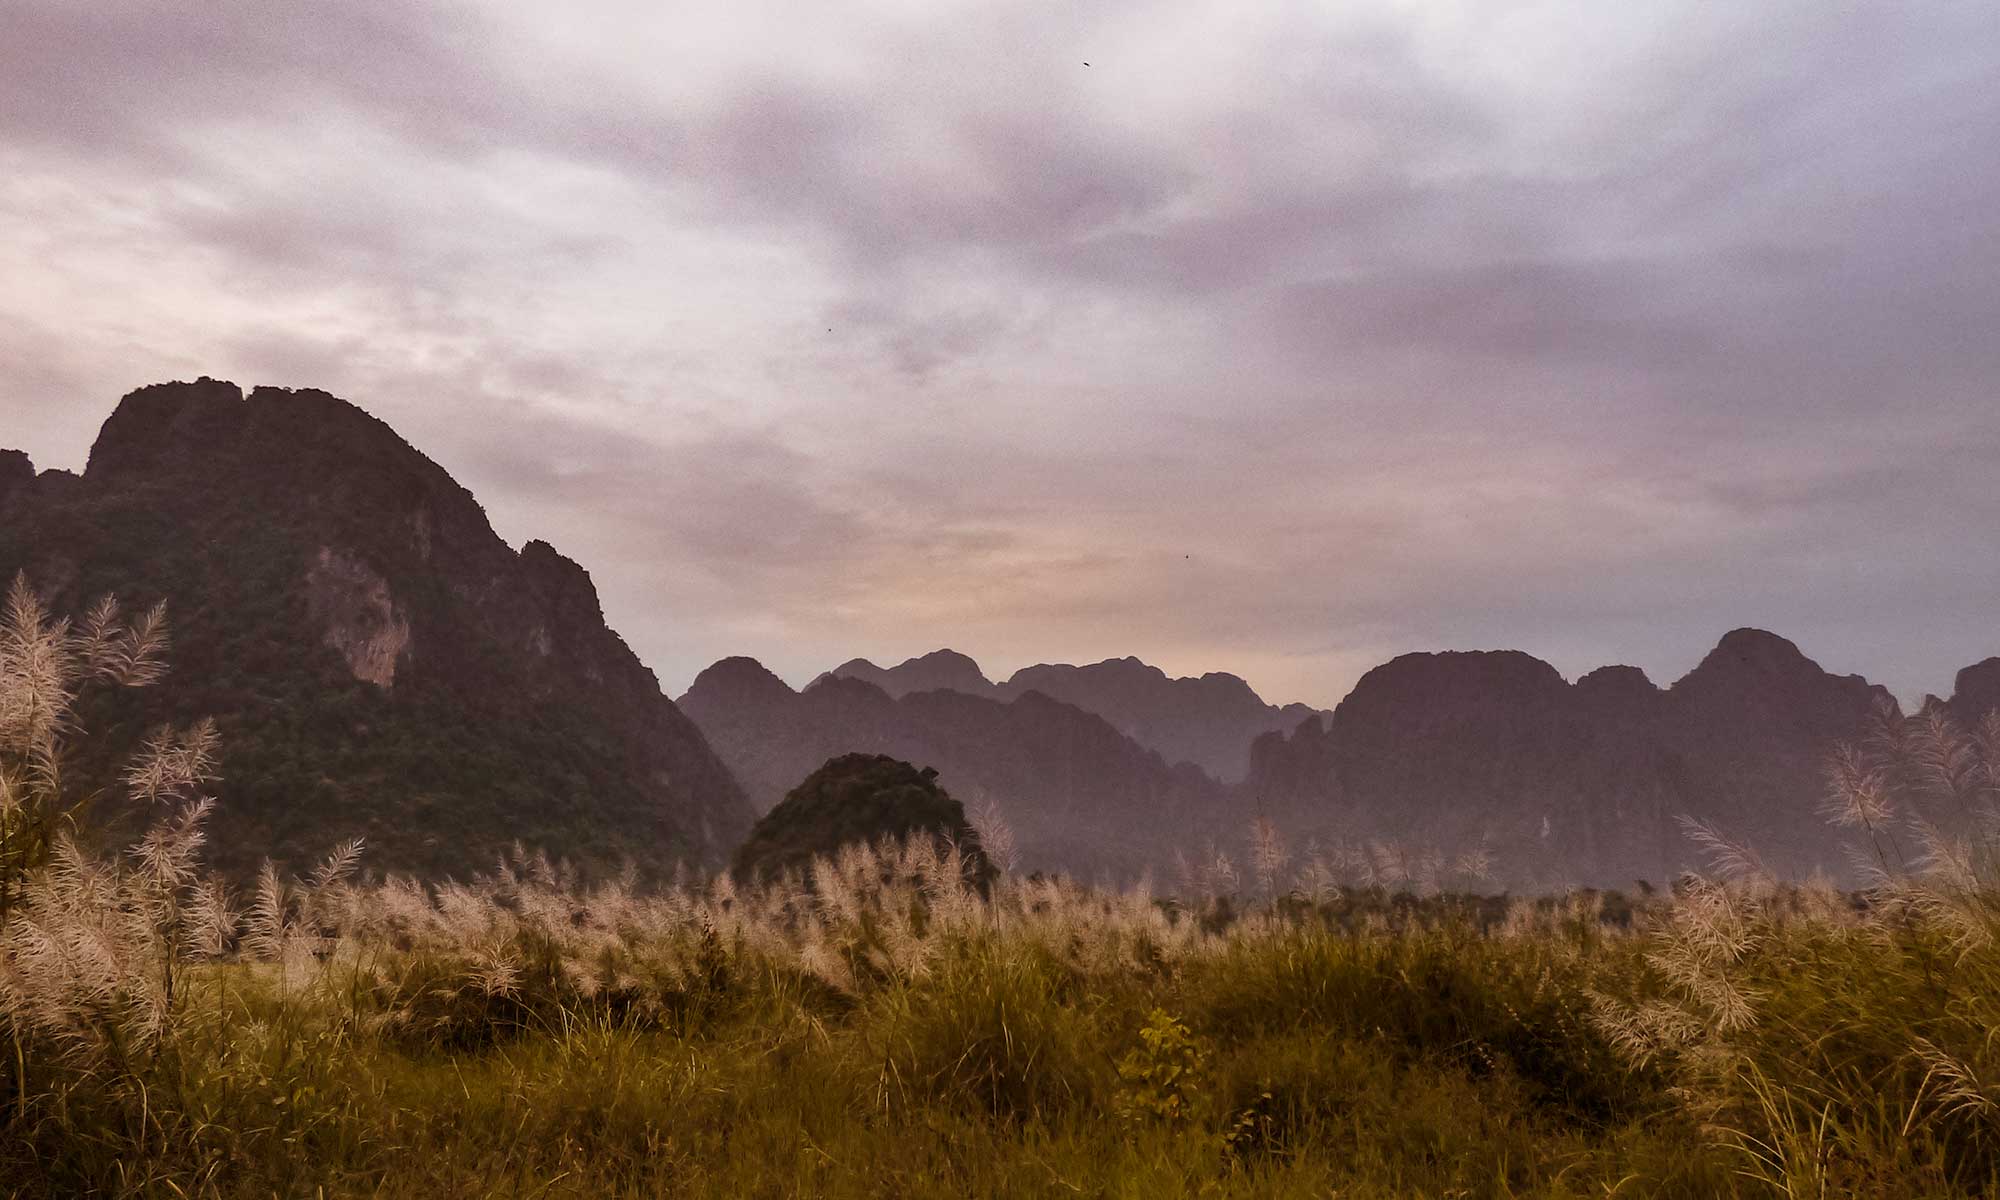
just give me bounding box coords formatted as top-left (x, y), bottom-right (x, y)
top-left (1366, 840), bottom-right (1406, 890)
top-left (1911, 706), bottom-right (1980, 807)
top-left (1293, 843), bottom-right (1338, 906)
top-left (1247, 817), bottom-right (1289, 906)
top-left (1449, 845), bottom-right (1495, 889)
top-left (1205, 846), bottom-right (1238, 900)
top-left (1822, 741), bottom-right (1896, 830)
top-left (1, 577), bottom-right (176, 924)
top-left (75, 594), bottom-right (169, 689)
top-left (1912, 1036), bottom-right (2000, 1124)
top-left (1675, 815), bottom-right (1770, 885)
top-left (1584, 705), bottom-right (2000, 1189)
top-left (967, 794), bottom-right (1017, 877)
top-left (1975, 711), bottom-right (2000, 795)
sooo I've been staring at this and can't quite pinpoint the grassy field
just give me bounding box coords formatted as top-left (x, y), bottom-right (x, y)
top-left (7, 826), bottom-right (2000, 1199)
top-left (8, 581), bottom-right (2000, 1197)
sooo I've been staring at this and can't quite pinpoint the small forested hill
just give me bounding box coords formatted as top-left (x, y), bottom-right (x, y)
top-left (0, 379), bottom-right (752, 878)
top-left (680, 658), bottom-right (1241, 879)
top-left (730, 753), bottom-right (990, 884)
top-left (821, 649), bottom-right (1325, 781)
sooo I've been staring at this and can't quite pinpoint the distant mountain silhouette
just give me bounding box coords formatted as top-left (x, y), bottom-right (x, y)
top-left (0, 379), bottom-right (752, 878)
top-left (1247, 631), bottom-right (1898, 888)
top-left (998, 657), bottom-right (1325, 781)
top-left (681, 659), bottom-right (1240, 878)
top-left (703, 632), bottom-right (2000, 888)
top-left (819, 650), bottom-right (1325, 781)
top-left (814, 649), bottom-right (999, 700)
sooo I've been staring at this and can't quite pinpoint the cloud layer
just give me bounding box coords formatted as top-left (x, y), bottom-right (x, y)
top-left (4, 0), bottom-right (1997, 707)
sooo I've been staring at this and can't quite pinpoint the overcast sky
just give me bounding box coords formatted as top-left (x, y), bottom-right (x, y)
top-left (3, 1), bottom-right (1996, 709)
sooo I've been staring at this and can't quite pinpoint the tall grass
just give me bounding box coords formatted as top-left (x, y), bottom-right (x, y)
top-left (3, 575), bottom-right (1996, 1196)
top-left (1588, 699), bottom-right (2000, 1196)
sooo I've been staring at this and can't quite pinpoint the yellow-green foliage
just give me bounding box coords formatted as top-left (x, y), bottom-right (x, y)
top-left (1115, 1008), bottom-right (1210, 1129)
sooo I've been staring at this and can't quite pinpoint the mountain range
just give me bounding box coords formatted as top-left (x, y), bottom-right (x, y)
top-left (680, 658), bottom-right (1236, 878)
top-left (816, 650), bottom-right (1325, 781)
top-left (1245, 635), bottom-right (1894, 889)
top-left (694, 633), bottom-right (2000, 889)
top-left (6, 380), bottom-right (1997, 889)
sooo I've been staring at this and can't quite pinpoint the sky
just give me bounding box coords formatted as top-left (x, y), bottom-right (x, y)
top-left (2, 1), bottom-right (1997, 710)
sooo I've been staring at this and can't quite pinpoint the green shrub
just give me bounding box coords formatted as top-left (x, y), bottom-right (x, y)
top-left (1114, 1007), bottom-right (1211, 1129)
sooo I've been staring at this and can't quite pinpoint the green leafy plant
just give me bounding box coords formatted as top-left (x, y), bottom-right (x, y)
top-left (1116, 1007), bottom-right (1211, 1129)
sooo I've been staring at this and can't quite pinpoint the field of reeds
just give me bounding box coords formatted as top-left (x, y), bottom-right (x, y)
top-left (8, 579), bottom-right (2000, 1198)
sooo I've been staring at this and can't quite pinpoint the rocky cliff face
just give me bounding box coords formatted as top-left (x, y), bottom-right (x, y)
top-left (1248, 631), bottom-right (1898, 888)
top-left (681, 659), bottom-right (1241, 878)
top-left (822, 649), bottom-right (1325, 782)
top-left (0, 379), bottom-right (752, 878)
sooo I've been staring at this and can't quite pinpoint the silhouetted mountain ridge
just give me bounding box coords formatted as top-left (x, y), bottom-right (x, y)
top-left (681, 659), bottom-right (1240, 878)
top-left (0, 379), bottom-right (752, 878)
top-left (1249, 630), bottom-right (1908, 887)
top-left (819, 649), bottom-right (1326, 780)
